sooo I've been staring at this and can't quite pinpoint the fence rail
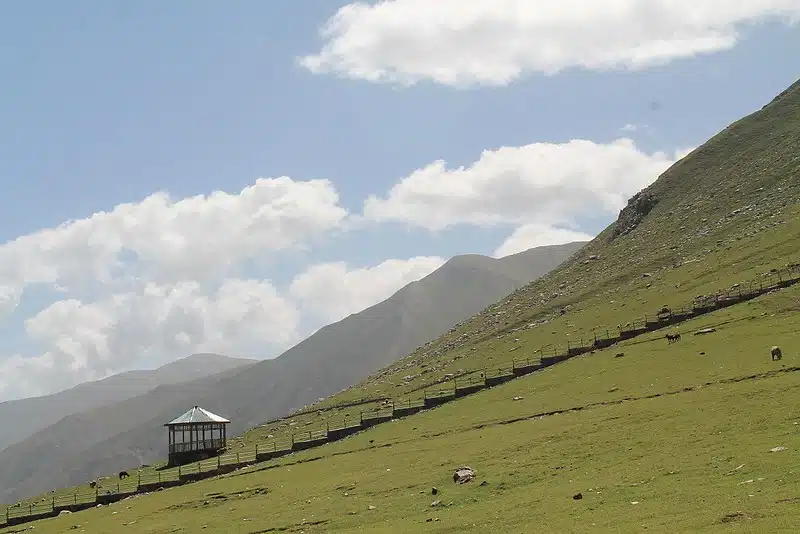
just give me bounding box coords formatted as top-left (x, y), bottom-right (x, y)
top-left (4, 264), bottom-right (800, 528)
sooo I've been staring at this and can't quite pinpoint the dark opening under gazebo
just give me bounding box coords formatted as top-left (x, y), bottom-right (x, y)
top-left (165, 406), bottom-right (230, 467)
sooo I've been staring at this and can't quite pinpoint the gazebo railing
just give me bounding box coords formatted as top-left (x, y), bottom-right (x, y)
top-left (169, 438), bottom-right (225, 454)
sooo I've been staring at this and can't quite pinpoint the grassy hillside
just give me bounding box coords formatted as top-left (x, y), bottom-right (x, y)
top-left (1, 79), bottom-right (798, 532)
top-left (0, 353), bottom-right (255, 453)
top-left (7, 281), bottom-right (798, 532)
top-left (0, 243), bottom-right (583, 504)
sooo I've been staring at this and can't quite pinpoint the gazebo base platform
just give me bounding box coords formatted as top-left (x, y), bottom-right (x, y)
top-left (168, 449), bottom-right (222, 467)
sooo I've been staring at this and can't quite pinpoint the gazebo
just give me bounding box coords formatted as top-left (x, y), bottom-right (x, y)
top-left (165, 406), bottom-right (230, 467)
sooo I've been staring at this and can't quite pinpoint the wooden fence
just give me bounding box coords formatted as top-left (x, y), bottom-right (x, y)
top-left (3, 264), bottom-right (799, 527)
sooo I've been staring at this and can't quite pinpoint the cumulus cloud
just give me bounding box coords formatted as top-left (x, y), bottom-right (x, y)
top-left (0, 177), bottom-right (347, 399)
top-left (364, 138), bottom-right (690, 233)
top-left (301, 0), bottom-right (800, 87)
top-left (289, 256), bottom-right (446, 323)
top-left (1, 279), bottom-right (300, 400)
top-left (0, 177), bottom-right (347, 302)
top-left (494, 225), bottom-right (595, 258)
top-left (0, 252), bottom-right (449, 399)
top-left (0, 140), bottom-right (695, 400)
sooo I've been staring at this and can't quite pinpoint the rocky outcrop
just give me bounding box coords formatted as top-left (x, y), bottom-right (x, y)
top-left (611, 190), bottom-right (659, 240)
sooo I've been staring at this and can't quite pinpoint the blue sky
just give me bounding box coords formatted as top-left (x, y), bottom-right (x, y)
top-left (0, 0), bottom-right (798, 400)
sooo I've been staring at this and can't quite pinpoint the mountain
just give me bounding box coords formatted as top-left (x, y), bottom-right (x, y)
top-left (0, 242), bottom-right (584, 503)
top-left (0, 353), bottom-right (255, 453)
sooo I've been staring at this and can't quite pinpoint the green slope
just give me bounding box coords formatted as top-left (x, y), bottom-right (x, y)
top-left (2, 79), bottom-right (799, 533)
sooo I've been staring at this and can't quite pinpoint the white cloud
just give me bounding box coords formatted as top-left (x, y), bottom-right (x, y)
top-left (494, 224), bottom-right (595, 258)
top-left (364, 138), bottom-right (690, 232)
top-left (289, 256), bottom-right (446, 324)
top-left (301, 0), bottom-right (800, 87)
top-left (0, 177), bottom-right (347, 400)
top-left (0, 279), bottom-right (300, 399)
top-left (0, 285), bottom-right (22, 320)
top-left (0, 177), bottom-right (347, 302)
top-left (0, 252), bottom-right (448, 399)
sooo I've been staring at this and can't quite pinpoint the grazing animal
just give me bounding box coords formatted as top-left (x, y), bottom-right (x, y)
top-left (771, 345), bottom-right (782, 361)
top-left (118, 470), bottom-right (130, 480)
top-left (89, 480), bottom-right (97, 489)
top-left (666, 333), bottom-right (682, 344)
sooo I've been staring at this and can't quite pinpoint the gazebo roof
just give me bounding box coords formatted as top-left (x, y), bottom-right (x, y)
top-left (165, 406), bottom-right (230, 426)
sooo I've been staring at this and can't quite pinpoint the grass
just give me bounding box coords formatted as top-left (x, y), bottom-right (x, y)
top-left (1, 79), bottom-right (798, 531)
top-left (4, 283), bottom-right (797, 533)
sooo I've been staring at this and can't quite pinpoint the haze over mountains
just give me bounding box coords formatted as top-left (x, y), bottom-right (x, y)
top-left (0, 242), bottom-right (584, 504)
top-left (0, 353), bottom-right (256, 453)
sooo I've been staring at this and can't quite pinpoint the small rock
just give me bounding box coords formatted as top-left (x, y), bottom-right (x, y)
top-left (479, 481), bottom-right (488, 487)
top-left (430, 500), bottom-right (441, 507)
top-left (431, 487), bottom-right (438, 495)
top-left (512, 396), bottom-right (523, 401)
top-left (573, 493), bottom-right (583, 500)
top-left (453, 467), bottom-right (475, 484)
top-left (769, 446), bottom-right (786, 453)
top-left (368, 505), bottom-right (376, 510)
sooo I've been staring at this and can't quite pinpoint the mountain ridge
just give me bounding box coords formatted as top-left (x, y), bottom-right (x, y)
top-left (0, 353), bottom-right (256, 454)
top-left (0, 242), bottom-right (584, 503)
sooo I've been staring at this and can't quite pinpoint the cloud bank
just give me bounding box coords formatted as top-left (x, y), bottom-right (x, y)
top-left (301, 0), bottom-right (800, 87)
top-left (0, 138), bottom-right (688, 400)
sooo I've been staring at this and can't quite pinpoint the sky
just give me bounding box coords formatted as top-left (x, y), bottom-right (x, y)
top-left (0, 0), bottom-right (798, 401)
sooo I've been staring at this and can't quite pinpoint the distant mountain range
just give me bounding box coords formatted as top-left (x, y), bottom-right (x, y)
top-left (0, 241), bottom-right (585, 504)
top-left (0, 352), bottom-right (256, 452)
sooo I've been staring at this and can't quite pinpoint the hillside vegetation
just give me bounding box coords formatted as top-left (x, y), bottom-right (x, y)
top-left (0, 243), bottom-right (583, 504)
top-left (2, 79), bottom-right (799, 533)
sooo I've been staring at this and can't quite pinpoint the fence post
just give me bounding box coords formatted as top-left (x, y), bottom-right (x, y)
top-left (178, 465), bottom-right (181, 477)
top-left (237, 452), bottom-right (240, 464)
top-left (218, 456), bottom-right (221, 469)
top-left (158, 472), bottom-right (162, 484)
top-left (52, 496), bottom-right (55, 510)
top-left (29, 504), bottom-right (32, 516)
